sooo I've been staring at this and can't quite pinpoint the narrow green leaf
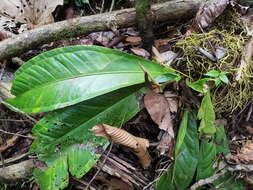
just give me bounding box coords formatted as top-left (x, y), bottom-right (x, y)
top-left (219, 74), bottom-right (229, 84)
top-left (215, 125), bottom-right (230, 155)
top-left (197, 90), bottom-right (216, 135)
top-left (196, 139), bottom-right (216, 180)
top-left (157, 111), bottom-right (199, 190)
top-left (34, 156), bottom-right (69, 190)
top-left (7, 45), bottom-right (177, 113)
top-left (204, 70), bottom-right (220, 77)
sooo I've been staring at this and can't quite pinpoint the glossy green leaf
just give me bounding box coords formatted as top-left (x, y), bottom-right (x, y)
top-left (196, 139), bottom-right (216, 180)
top-left (219, 74), bottom-right (229, 84)
top-left (7, 45), bottom-right (177, 113)
top-left (204, 70), bottom-right (220, 77)
top-left (186, 78), bottom-right (211, 93)
top-left (34, 156), bottom-right (69, 190)
top-left (197, 90), bottom-right (216, 135)
top-left (156, 111), bottom-right (199, 190)
top-left (30, 85), bottom-right (141, 154)
top-left (31, 86), bottom-right (141, 190)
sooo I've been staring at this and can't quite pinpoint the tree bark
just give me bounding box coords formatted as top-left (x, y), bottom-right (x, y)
top-left (0, 0), bottom-right (203, 61)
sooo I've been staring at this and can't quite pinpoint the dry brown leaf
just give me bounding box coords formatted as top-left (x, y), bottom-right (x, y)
top-left (0, 0), bottom-right (63, 29)
top-left (144, 90), bottom-right (176, 155)
top-left (144, 90), bottom-right (170, 126)
top-left (91, 124), bottom-right (151, 168)
top-left (130, 47), bottom-right (150, 59)
top-left (164, 91), bottom-right (178, 113)
top-left (192, 0), bottom-right (229, 31)
top-left (228, 140), bottom-right (253, 164)
top-left (246, 125), bottom-right (253, 135)
top-left (125, 36), bottom-right (142, 44)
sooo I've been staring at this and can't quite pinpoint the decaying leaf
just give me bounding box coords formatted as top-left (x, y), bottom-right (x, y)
top-left (144, 90), bottom-right (176, 155)
top-left (228, 140), bottom-right (253, 163)
top-left (0, 0), bottom-right (63, 31)
top-left (91, 124), bottom-right (151, 168)
top-left (130, 47), bottom-right (150, 59)
top-left (192, 0), bottom-right (229, 30)
top-left (164, 91), bottom-right (179, 113)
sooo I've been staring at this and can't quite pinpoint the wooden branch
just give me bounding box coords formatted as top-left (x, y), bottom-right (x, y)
top-left (0, 0), bottom-right (203, 61)
top-left (0, 159), bottom-right (35, 183)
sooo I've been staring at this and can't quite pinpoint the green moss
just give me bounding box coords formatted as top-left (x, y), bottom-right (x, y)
top-left (175, 9), bottom-right (253, 113)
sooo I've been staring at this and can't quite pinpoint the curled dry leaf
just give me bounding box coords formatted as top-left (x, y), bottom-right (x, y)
top-left (144, 90), bottom-right (176, 155)
top-left (192, 0), bottom-right (229, 31)
top-left (0, 0), bottom-right (63, 32)
top-left (91, 124), bottom-right (151, 168)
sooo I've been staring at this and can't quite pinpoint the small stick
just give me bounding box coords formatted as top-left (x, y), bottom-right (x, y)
top-left (0, 129), bottom-right (35, 139)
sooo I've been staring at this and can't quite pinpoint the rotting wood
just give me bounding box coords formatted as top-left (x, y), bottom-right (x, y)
top-left (0, 0), bottom-right (204, 61)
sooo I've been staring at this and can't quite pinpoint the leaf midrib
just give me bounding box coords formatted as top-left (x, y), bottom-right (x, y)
top-left (13, 70), bottom-right (164, 95)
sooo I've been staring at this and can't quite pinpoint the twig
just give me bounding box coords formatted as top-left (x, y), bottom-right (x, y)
top-left (85, 142), bottom-right (114, 190)
top-left (0, 119), bottom-right (30, 122)
top-left (109, 0), bottom-right (115, 12)
top-left (0, 0), bottom-right (203, 61)
top-left (143, 161), bottom-right (171, 190)
top-left (190, 169), bottom-right (227, 190)
top-left (0, 129), bottom-right (35, 139)
top-left (0, 152), bottom-right (29, 167)
top-left (246, 102), bottom-right (252, 122)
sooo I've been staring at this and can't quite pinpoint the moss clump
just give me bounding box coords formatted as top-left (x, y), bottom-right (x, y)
top-left (175, 9), bottom-right (253, 113)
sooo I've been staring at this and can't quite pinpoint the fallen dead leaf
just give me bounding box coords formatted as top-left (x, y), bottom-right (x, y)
top-left (246, 125), bottom-right (253, 135)
top-left (125, 36), bottom-right (142, 44)
top-left (130, 47), bottom-right (150, 59)
top-left (0, 0), bottom-right (63, 32)
top-left (144, 90), bottom-right (170, 127)
top-left (144, 90), bottom-right (176, 155)
top-left (192, 0), bottom-right (229, 31)
top-left (164, 91), bottom-right (178, 113)
top-left (228, 140), bottom-right (253, 163)
top-left (91, 124), bottom-right (151, 168)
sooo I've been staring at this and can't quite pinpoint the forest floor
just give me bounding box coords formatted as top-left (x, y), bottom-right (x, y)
top-left (0, 0), bottom-right (253, 190)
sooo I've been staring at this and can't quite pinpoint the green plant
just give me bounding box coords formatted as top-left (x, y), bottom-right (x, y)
top-left (5, 45), bottom-right (179, 190)
top-left (186, 70), bottom-right (230, 93)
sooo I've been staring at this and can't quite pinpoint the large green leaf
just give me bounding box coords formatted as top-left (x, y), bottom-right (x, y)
top-left (196, 139), bottom-right (216, 180)
top-left (6, 45), bottom-right (177, 113)
top-left (197, 90), bottom-right (216, 135)
top-left (156, 111), bottom-right (199, 190)
top-left (34, 156), bottom-right (69, 190)
top-left (31, 86), bottom-right (142, 190)
top-left (30, 85), bottom-right (142, 154)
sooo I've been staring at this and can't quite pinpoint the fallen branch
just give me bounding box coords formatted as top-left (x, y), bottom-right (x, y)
top-left (0, 159), bottom-right (35, 183)
top-left (0, 0), bottom-right (203, 61)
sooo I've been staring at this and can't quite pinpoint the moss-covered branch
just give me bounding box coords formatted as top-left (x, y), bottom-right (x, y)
top-left (0, 0), bottom-right (203, 61)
